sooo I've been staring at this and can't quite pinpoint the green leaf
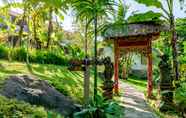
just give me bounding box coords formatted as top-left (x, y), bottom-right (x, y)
top-left (127, 11), bottom-right (162, 23)
top-left (135, 0), bottom-right (162, 8)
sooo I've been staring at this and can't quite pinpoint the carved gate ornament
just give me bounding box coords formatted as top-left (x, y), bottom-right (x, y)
top-left (120, 47), bottom-right (148, 57)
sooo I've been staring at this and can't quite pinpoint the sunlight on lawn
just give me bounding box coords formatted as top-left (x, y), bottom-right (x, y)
top-left (0, 60), bottom-right (94, 103)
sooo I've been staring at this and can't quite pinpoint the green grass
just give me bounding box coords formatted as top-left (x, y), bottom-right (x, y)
top-left (123, 76), bottom-right (147, 93)
top-left (122, 76), bottom-right (158, 97)
top-left (0, 59), bottom-right (105, 117)
top-left (0, 59), bottom-right (96, 103)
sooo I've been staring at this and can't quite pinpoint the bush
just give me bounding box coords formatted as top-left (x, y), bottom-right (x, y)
top-left (0, 44), bottom-right (69, 66)
top-left (11, 47), bottom-right (27, 62)
top-left (0, 95), bottom-right (47, 118)
top-left (30, 50), bottom-right (46, 64)
top-left (0, 95), bottom-right (64, 118)
top-left (175, 82), bottom-right (186, 116)
top-left (74, 95), bottom-right (124, 118)
top-left (31, 50), bottom-right (68, 66)
top-left (0, 45), bottom-right (8, 60)
top-left (180, 64), bottom-right (186, 80)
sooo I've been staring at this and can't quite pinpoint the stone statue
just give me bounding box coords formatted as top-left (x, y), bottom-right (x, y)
top-left (103, 57), bottom-right (114, 81)
top-left (101, 57), bottom-right (114, 99)
top-left (158, 54), bottom-right (174, 112)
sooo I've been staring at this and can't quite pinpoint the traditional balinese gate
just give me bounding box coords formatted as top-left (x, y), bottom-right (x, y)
top-left (103, 23), bottom-right (168, 97)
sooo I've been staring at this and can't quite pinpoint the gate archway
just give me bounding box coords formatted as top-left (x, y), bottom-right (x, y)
top-left (103, 23), bottom-right (168, 97)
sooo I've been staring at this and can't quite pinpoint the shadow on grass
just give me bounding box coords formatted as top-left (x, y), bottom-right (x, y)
top-left (0, 68), bottom-right (22, 75)
top-left (27, 64), bottom-right (85, 102)
top-left (30, 64), bottom-right (83, 85)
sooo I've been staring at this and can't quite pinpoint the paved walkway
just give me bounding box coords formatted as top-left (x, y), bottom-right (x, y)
top-left (120, 82), bottom-right (158, 118)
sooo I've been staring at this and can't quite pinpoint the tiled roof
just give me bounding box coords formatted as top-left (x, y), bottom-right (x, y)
top-left (103, 22), bottom-right (169, 40)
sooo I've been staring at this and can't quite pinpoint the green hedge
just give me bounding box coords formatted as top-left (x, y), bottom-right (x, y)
top-left (0, 46), bottom-right (69, 66)
top-left (30, 50), bottom-right (68, 66)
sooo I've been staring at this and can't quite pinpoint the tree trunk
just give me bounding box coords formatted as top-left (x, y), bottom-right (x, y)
top-left (84, 18), bottom-right (90, 107)
top-left (85, 19), bottom-right (88, 56)
top-left (33, 17), bottom-right (37, 44)
top-left (170, 16), bottom-right (179, 80)
top-left (84, 61), bottom-right (90, 106)
top-left (33, 17), bottom-right (41, 49)
top-left (93, 12), bottom-right (98, 102)
top-left (46, 8), bottom-right (53, 49)
top-left (18, 6), bottom-right (26, 46)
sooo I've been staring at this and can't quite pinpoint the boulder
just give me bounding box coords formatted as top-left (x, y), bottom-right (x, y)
top-left (0, 75), bottom-right (79, 117)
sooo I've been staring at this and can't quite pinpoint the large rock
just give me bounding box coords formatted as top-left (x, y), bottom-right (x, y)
top-left (0, 75), bottom-right (79, 117)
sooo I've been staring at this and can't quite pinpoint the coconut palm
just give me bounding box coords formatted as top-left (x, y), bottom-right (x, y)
top-left (72, 0), bottom-right (115, 102)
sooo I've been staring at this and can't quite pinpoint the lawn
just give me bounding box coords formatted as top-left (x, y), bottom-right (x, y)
top-left (0, 60), bottom-right (96, 103)
top-left (122, 75), bottom-right (159, 97)
top-left (0, 60), bottom-right (108, 117)
top-left (123, 76), bottom-right (147, 93)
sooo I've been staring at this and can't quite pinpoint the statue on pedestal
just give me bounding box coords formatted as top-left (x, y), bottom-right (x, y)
top-left (102, 57), bottom-right (114, 100)
top-left (158, 54), bottom-right (174, 112)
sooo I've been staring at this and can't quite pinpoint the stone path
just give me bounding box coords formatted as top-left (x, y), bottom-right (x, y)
top-left (120, 82), bottom-right (158, 118)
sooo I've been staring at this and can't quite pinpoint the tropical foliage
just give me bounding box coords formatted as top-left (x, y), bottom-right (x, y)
top-left (74, 95), bottom-right (123, 118)
top-left (0, 0), bottom-right (185, 117)
top-left (0, 95), bottom-right (63, 118)
top-left (134, 0), bottom-right (180, 80)
top-left (175, 82), bottom-right (186, 117)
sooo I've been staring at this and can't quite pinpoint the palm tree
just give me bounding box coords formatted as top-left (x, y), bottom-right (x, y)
top-left (72, 0), bottom-right (115, 102)
top-left (72, 1), bottom-right (94, 106)
top-left (18, 1), bottom-right (27, 46)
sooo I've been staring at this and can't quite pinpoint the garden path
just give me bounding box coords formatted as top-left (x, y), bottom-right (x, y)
top-left (120, 82), bottom-right (158, 118)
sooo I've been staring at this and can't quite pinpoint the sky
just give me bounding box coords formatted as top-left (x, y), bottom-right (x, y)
top-left (62, 0), bottom-right (186, 31)
top-left (0, 0), bottom-right (185, 31)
